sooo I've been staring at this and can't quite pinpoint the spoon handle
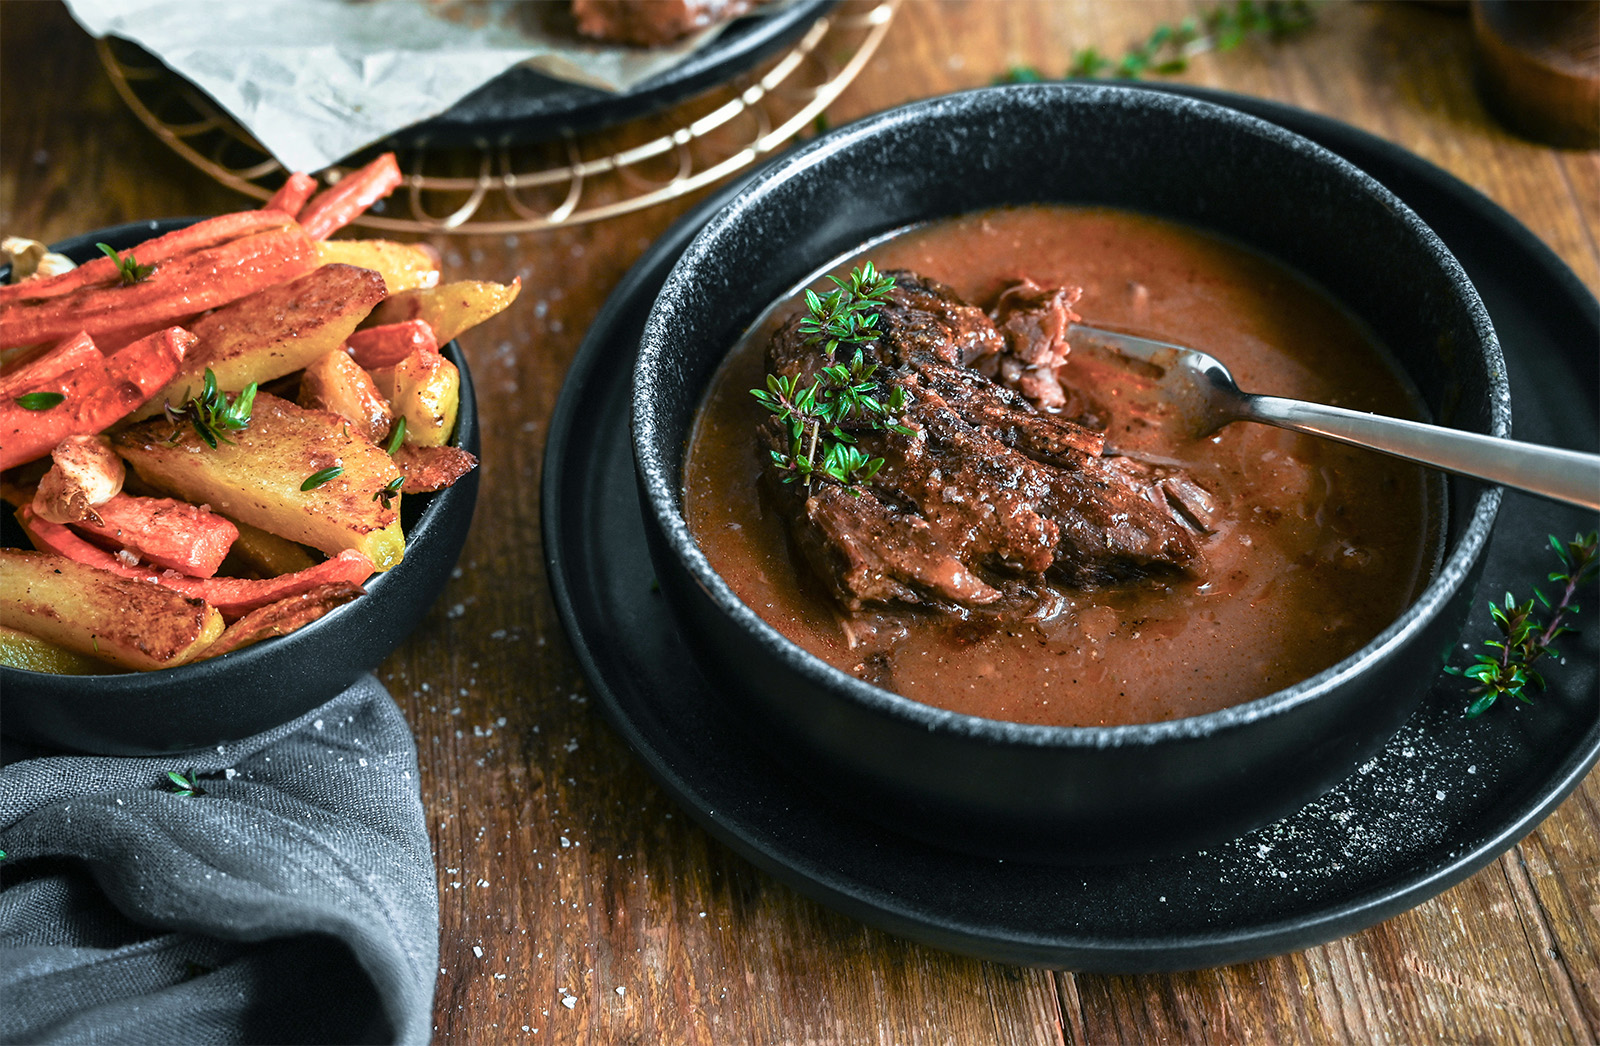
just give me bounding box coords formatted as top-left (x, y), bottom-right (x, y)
top-left (1243, 395), bottom-right (1600, 511)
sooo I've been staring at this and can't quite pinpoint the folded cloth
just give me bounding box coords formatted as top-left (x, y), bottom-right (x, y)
top-left (0, 675), bottom-right (437, 1045)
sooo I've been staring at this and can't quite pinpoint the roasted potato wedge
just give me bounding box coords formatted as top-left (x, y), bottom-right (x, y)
top-left (371, 349), bottom-right (459, 448)
top-left (315, 239), bottom-right (440, 293)
top-left (112, 392), bottom-right (406, 570)
top-left (298, 349), bottom-right (393, 444)
top-left (0, 549), bottom-right (224, 670)
top-left (363, 277), bottom-right (520, 345)
top-left (220, 518), bottom-right (321, 578)
top-left (129, 263), bottom-right (387, 421)
top-left (0, 623), bottom-right (114, 674)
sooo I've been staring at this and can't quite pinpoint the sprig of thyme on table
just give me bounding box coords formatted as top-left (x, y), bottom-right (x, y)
top-left (165, 769), bottom-right (206, 797)
top-left (1000, 0), bottom-right (1316, 84)
top-left (751, 263), bottom-right (914, 492)
top-left (1447, 531), bottom-right (1598, 717)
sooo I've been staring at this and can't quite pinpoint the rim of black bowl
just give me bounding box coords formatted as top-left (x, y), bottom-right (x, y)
top-left (0, 219), bottom-right (478, 691)
top-left (634, 81), bottom-right (1507, 750)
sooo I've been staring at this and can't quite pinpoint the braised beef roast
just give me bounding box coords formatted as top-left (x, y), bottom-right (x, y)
top-left (761, 271), bottom-right (1205, 614)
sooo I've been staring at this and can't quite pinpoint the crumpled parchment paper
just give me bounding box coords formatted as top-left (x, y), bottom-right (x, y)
top-left (64, 0), bottom-right (757, 173)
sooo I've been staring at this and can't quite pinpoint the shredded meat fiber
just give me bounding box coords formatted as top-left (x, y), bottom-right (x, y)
top-left (762, 271), bottom-right (1206, 615)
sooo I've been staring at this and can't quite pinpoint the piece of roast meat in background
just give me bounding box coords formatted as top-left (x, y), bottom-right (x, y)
top-left (572, 0), bottom-right (759, 46)
top-left (761, 270), bottom-right (1203, 613)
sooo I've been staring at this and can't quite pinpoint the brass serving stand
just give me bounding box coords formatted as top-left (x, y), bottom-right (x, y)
top-left (96, 0), bottom-right (898, 236)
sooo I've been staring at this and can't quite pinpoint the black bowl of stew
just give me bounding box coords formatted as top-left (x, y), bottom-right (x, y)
top-left (0, 219), bottom-right (480, 756)
top-left (633, 83), bottom-right (1505, 863)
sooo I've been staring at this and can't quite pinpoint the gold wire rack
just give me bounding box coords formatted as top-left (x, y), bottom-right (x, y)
top-left (97, 0), bottom-right (898, 236)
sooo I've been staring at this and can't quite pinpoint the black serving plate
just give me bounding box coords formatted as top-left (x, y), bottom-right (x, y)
top-left (386, 0), bottom-right (834, 148)
top-left (544, 89), bottom-right (1600, 970)
top-left (0, 220), bottom-right (480, 756)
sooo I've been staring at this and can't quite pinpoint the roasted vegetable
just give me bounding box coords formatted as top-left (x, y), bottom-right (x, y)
top-left (371, 348), bottom-right (459, 448)
top-left (0, 548), bottom-right (224, 670)
top-left (32, 434), bottom-right (125, 524)
top-left (196, 582), bottom-right (365, 659)
top-left (0, 224), bottom-right (317, 351)
top-left (1, 327), bottom-right (194, 471)
top-left (112, 392), bottom-right (406, 569)
top-left (0, 623), bottom-right (113, 674)
top-left (315, 240), bottom-right (440, 293)
top-left (363, 278), bottom-right (521, 345)
top-left (129, 263), bottom-right (387, 421)
top-left (68, 493), bottom-right (238, 578)
top-left (297, 349), bottom-right (393, 444)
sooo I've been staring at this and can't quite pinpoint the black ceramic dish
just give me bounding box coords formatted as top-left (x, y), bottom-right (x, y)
top-left (546, 85), bottom-right (1598, 968)
top-left (0, 219), bottom-right (479, 756)
top-left (632, 83), bottom-right (1507, 863)
top-left (383, 0), bottom-right (834, 148)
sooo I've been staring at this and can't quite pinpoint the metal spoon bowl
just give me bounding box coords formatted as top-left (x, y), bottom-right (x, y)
top-left (1068, 322), bottom-right (1600, 512)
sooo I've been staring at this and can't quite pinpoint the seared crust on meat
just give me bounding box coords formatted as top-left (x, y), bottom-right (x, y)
top-left (762, 270), bottom-right (1203, 611)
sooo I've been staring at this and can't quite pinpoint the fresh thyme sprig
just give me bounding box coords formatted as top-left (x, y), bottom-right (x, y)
top-left (796, 261), bottom-right (896, 356)
top-left (752, 264), bottom-right (913, 493)
top-left (999, 0), bottom-right (1316, 84)
top-left (165, 769), bottom-right (205, 797)
top-left (165, 369), bottom-right (256, 449)
top-left (1447, 531), bottom-right (1598, 717)
top-left (754, 350), bottom-right (914, 489)
top-left (97, 241), bottom-right (156, 285)
top-left (373, 475), bottom-right (404, 508)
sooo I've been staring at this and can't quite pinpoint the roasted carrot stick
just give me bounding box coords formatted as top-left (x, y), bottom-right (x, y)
top-left (345, 318), bottom-right (438, 370)
top-left (0, 211), bottom-right (294, 307)
top-left (297, 153), bottom-right (403, 240)
top-left (263, 172), bottom-right (319, 218)
top-left (0, 331), bottom-right (100, 396)
top-left (17, 505), bottom-right (375, 620)
top-left (194, 582), bottom-right (365, 659)
top-left (69, 493), bottom-right (239, 578)
top-left (0, 326), bottom-right (193, 470)
top-left (0, 226), bottom-right (317, 350)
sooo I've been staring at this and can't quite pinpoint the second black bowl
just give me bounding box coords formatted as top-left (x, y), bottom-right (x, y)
top-left (633, 83), bottom-right (1507, 863)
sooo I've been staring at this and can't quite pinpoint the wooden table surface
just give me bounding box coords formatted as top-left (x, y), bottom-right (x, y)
top-left (4, 1), bottom-right (1598, 1042)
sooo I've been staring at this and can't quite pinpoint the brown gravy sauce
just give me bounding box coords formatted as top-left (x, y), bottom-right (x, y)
top-left (684, 206), bottom-right (1439, 726)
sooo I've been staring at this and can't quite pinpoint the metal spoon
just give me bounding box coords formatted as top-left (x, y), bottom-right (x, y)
top-left (1066, 322), bottom-right (1600, 512)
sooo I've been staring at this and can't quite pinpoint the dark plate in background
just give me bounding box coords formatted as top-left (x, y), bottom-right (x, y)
top-left (0, 220), bottom-right (480, 756)
top-left (389, 0), bottom-right (835, 148)
top-left (544, 88), bottom-right (1599, 971)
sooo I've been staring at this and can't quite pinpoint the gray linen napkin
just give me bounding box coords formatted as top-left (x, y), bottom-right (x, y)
top-left (0, 675), bottom-right (437, 1045)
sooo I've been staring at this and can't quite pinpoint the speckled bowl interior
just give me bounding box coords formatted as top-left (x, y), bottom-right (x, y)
top-left (1, 219), bottom-right (480, 756)
top-left (633, 83), bottom-right (1505, 862)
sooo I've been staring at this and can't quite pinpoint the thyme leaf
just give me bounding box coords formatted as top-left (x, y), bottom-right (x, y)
top-left (301, 466), bottom-right (344, 491)
top-left (385, 417), bottom-right (407, 455)
top-left (165, 768), bottom-right (205, 797)
top-left (1446, 530), bottom-right (1598, 717)
top-left (96, 241), bottom-right (156, 285)
top-left (13, 391), bottom-right (64, 410)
